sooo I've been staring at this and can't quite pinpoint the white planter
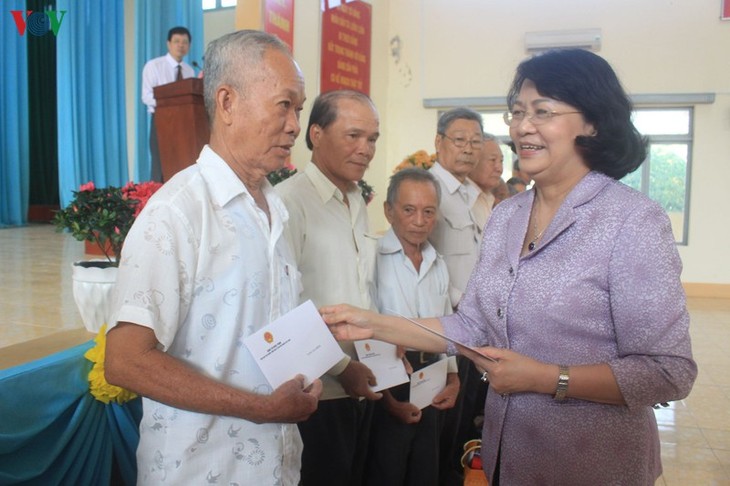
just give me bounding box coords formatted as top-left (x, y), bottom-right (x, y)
top-left (71, 261), bottom-right (118, 333)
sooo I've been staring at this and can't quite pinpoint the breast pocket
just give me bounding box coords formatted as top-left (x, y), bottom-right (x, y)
top-left (440, 214), bottom-right (478, 256)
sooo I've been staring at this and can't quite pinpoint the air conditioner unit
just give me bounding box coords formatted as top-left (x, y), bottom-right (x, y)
top-left (524, 28), bottom-right (601, 53)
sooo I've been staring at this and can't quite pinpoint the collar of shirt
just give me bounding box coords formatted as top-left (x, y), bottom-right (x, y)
top-left (379, 227), bottom-right (439, 276)
top-left (431, 161), bottom-right (480, 202)
top-left (303, 162), bottom-right (364, 211)
top-left (196, 145), bottom-right (289, 224)
top-left (165, 52), bottom-right (181, 69)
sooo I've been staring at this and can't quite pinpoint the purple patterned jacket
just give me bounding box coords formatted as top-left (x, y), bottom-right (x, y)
top-left (441, 171), bottom-right (697, 485)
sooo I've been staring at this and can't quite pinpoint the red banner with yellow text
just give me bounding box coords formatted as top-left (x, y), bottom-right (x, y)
top-left (264, 0), bottom-right (295, 51)
top-left (320, 1), bottom-right (372, 95)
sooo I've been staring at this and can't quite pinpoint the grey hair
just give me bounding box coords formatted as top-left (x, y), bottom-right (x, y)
top-left (203, 30), bottom-right (291, 122)
top-left (436, 107), bottom-right (483, 135)
top-left (386, 168), bottom-right (441, 206)
top-left (482, 132), bottom-right (497, 142)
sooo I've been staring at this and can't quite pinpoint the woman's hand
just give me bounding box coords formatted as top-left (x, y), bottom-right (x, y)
top-left (320, 304), bottom-right (378, 341)
top-left (472, 347), bottom-right (555, 397)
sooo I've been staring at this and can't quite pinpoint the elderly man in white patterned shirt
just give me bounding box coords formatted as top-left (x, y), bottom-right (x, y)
top-left (105, 31), bottom-right (321, 485)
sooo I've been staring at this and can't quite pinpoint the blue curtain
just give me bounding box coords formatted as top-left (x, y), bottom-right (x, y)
top-left (0, 341), bottom-right (142, 485)
top-left (134, 0), bottom-right (204, 182)
top-left (0, 0), bottom-right (30, 227)
top-left (56, 0), bottom-right (129, 208)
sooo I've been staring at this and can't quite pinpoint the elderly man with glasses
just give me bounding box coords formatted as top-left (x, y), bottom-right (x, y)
top-left (428, 107), bottom-right (485, 307)
top-left (427, 107), bottom-right (486, 485)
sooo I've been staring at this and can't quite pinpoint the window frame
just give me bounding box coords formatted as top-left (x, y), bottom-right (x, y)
top-left (630, 106), bottom-right (694, 245)
top-left (202, 0), bottom-right (237, 11)
top-left (475, 106), bottom-right (693, 245)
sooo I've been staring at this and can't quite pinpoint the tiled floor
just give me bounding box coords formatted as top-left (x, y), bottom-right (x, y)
top-left (1, 224), bottom-right (729, 484)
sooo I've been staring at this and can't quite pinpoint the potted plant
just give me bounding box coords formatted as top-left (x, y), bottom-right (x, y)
top-left (53, 181), bottom-right (162, 266)
top-left (53, 181), bottom-right (162, 332)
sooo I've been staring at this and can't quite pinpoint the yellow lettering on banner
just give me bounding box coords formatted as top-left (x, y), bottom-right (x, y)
top-left (339, 5), bottom-right (361, 20)
top-left (268, 11), bottom-right (290, 32)
top-left (336, 60), bottom-right (360, 75)
top-left (337, 31), bottom-right (359, 47)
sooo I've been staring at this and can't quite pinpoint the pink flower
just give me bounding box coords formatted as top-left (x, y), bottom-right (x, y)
top-left (124, 181), bottom-right (163, 217)
top-left (114, 227), bottom-right (121, 234)
top-left (80, 181), bottom-right (95, 192)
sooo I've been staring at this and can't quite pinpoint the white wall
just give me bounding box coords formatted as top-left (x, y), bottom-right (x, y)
top-left (129, 0), bottom-right (729, 285)
top-left (380, 0), bottom-right (730, 285)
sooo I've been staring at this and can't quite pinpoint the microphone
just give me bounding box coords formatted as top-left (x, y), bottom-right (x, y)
top-left (192, 61), bottom-right (203, 78)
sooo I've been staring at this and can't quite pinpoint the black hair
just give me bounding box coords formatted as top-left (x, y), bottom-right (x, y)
top-left (168, 26), bottom-right (191, 42)
top-left (305, 90), bottom-right (374, 150)
top-left (506, 49), bottom-right (647, 180)
top-left (386, 168), bottom-right (441, 206)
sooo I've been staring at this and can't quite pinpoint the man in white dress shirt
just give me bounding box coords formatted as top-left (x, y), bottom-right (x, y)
top-left (106, 30), bottom-right (322, 485)
top-left (141, 26), bottom-right (195, 182)
top-left (275, 89), bottom-right (381, 486)
top-left (366, 168), bottom-right (460, 486)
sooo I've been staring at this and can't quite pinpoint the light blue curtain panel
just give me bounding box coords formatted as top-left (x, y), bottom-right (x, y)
top-left (0, 0), bottom-right (30, 227)
top-left (56, 0), bottom-right (129, 208)
top-left (134, 0), bottom-right (204, 182)
top-left (0, 341), bottom-right (142, 485)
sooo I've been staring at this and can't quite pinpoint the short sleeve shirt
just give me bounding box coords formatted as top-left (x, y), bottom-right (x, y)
top-left (111, 145), bottom-right (303, 485)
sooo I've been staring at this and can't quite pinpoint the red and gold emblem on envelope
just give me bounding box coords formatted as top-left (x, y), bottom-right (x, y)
top-left (364, 343), bottom-right (371, 352)
top-left (264, 331), bottom-right (274, 344)
top-left (418, 371), bottom-right (424, 380)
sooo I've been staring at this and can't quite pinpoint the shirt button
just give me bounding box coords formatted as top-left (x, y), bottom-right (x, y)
top-left (508, 267), bottom-right (514, 275)
top-left (497, 308), bottom-right (504, 318)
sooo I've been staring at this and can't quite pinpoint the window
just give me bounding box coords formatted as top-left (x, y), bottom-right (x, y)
top-left (623, 108), bottom-right (691, 244)
top-left (479, 108), bottom-right (692, 244)
top-left (203, 0), bottom-right (237, 11)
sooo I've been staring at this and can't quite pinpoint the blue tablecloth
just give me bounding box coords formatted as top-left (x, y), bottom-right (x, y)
top-left (0, 340), bottom-right (141, 485)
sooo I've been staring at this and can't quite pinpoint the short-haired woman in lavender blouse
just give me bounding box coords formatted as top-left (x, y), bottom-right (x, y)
top-left (322, 48), bottom-right (697, 485)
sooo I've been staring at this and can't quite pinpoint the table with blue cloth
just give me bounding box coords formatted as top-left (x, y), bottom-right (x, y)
top-left (0, 340), bottom-right (141, 485)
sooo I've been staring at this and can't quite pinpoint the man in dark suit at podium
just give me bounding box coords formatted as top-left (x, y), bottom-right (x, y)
top-left (142, 26), bottom-right (195, 182)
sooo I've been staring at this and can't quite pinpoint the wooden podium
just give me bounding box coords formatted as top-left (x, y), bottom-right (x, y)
top-left (153, 78), bottom-right (210, 181)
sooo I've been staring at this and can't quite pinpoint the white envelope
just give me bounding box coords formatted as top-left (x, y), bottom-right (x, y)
top-left (353, 340), bottom-right (409, 392)
top-left (243, 300), bottom-right (345, 389)
top-left (409, 358), bottom-right (448, 409)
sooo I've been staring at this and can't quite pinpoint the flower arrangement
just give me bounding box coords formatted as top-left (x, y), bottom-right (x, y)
top-left (393, 149), bottom-right (437, 173)
top-left (84, 324), bottom-right (137, 404)
top-left (53, 180), bottom-right (162, 265)
top-left (267, 164), bottom-right (375, 205)
top-left (358, 179), bottom-right (375, 205)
